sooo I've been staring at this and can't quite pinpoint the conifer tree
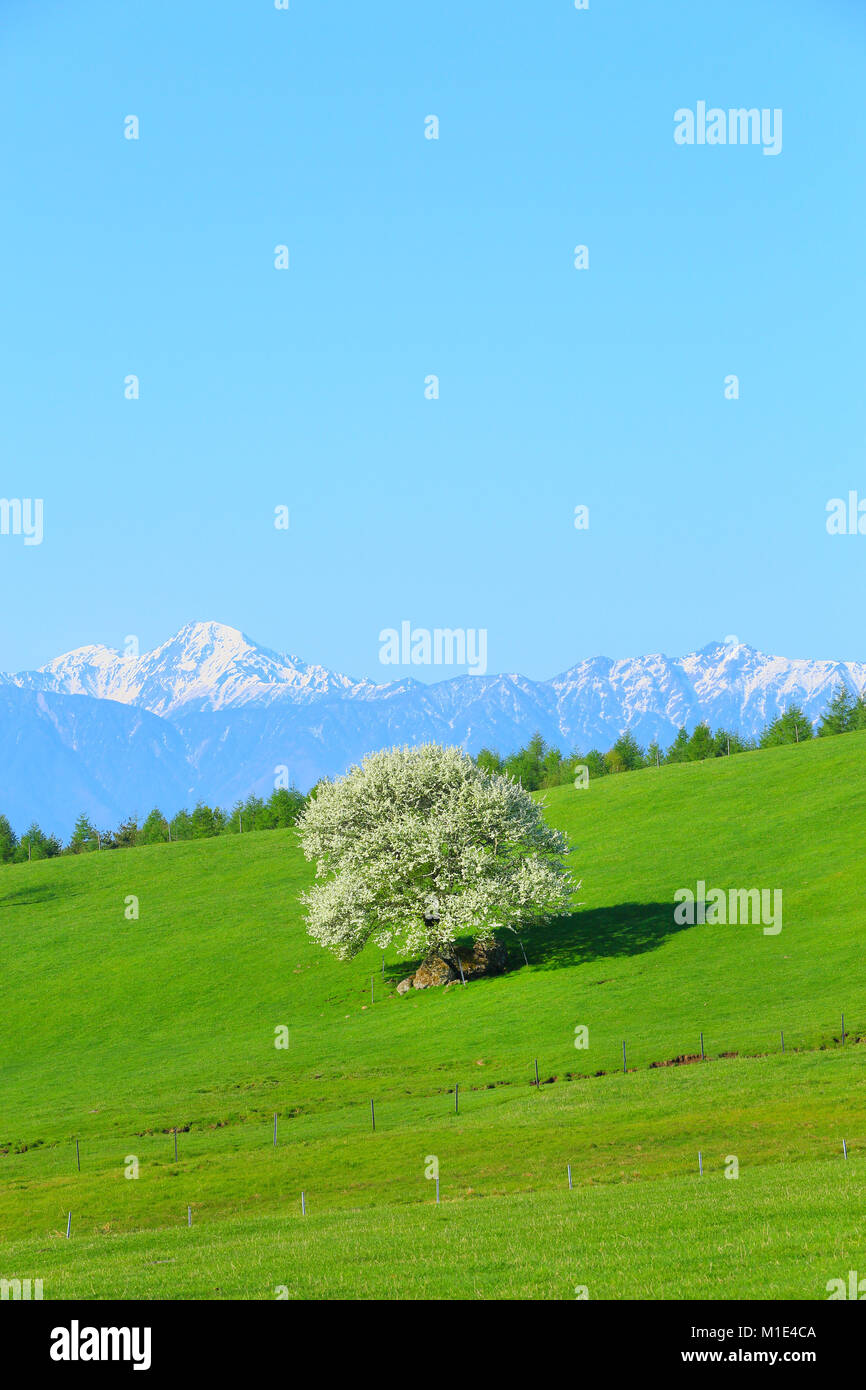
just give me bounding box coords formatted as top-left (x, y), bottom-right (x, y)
top-left (818, 683), bottom-right (857, 736)
top-left (0, 815), bottom-right (18, 863)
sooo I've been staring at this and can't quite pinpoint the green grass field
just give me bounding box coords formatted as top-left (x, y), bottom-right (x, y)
top-left (2, 733), bottom-right (865, 1299)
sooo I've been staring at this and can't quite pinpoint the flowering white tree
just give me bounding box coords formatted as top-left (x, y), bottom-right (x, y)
top-left (297, 743), bottom-right (576, 963)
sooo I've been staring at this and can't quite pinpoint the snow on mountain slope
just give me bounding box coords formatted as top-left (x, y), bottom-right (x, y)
top-left (549, 653), bottom-right (701, 748)
top-left (4, 623), bottom-right (866, 834)
top-left (679, 642), bottom-right (866, 733)
top-left (11, 623), bottom-right (866, 740)
top-left (18, 622), bottom-right (365, 715)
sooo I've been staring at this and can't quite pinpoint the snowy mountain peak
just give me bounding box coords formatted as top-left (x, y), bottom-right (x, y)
top-left (162, 619), bottom-right (252, 654)
top-left (145, 621), bottom-right (275, 683)
top-left (4, 625), bottom-right (866, 836)
top-left (37, 643), bottom-right (129, 701)
top-left (8, 623), bottom-right (866, 738)
top-left (21, 622), bottom-right (361, 716)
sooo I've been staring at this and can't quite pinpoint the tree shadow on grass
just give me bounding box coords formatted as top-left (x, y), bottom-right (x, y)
top-left (515, 901), bottom-right (687, 971)
top-left (386, 901), bottom-right (686, 982)
top-left (0, 886), bottom-right (62, 908)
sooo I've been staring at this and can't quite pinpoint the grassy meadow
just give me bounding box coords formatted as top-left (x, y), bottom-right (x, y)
top-left (1, 731), bottom-right (864, 1298)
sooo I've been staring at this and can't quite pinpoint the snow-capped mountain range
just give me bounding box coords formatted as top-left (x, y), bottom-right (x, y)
top-left (2, 621), bottom-right (863, 837)
top-left (23, 622), bottom-right (366, 715)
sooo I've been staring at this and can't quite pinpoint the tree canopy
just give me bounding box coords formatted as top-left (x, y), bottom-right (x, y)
top-left (297, 743), bottom-right (576, 962)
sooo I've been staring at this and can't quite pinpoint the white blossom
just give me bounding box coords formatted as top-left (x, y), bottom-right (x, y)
top-left (297, 743), bottom-right (577, 960)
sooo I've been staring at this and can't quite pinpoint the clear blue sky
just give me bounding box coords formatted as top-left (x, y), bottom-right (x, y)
top-left (1, 0), bottom-right (864, 681)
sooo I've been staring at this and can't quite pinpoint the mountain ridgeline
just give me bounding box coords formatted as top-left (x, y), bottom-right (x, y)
top-left (0, 683), bottom-right (862, 862)
top-left (2, 621), bottom-right (866, 837)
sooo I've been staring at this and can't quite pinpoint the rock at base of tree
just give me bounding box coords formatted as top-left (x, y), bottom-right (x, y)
top-left (412, 956), bottom-right (456, 989)
top-left (455, 937), bottom-right (508, 980)
top-left (396, 978), bottom-right (413, 995)
top-left (408, 937), bottom-right (508, 991)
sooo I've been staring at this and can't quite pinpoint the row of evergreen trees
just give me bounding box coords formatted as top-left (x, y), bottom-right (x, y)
top-left (0, 786), bottom-right (306, 865)
top-left (1, 683), bottom-right (863, 864)
top-left (475, 682), bottom-right (866, 791)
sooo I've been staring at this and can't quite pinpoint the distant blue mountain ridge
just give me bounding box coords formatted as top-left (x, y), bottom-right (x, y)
top-left (1, 621), bottom-right (862, 837)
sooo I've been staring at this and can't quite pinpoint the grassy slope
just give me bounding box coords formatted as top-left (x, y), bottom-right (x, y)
top-left (1, 732), bottom-right (865, 1297)
top-left (4, 1158), bottom-right (865, 1300)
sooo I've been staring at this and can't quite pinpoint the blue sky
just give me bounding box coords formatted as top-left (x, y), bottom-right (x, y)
top-left (1, 0), bottom-right (864, 681)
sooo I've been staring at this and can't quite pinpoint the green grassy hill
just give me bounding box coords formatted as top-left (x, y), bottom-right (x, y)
top-left (2, 732), bottom-right (865, 1299)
